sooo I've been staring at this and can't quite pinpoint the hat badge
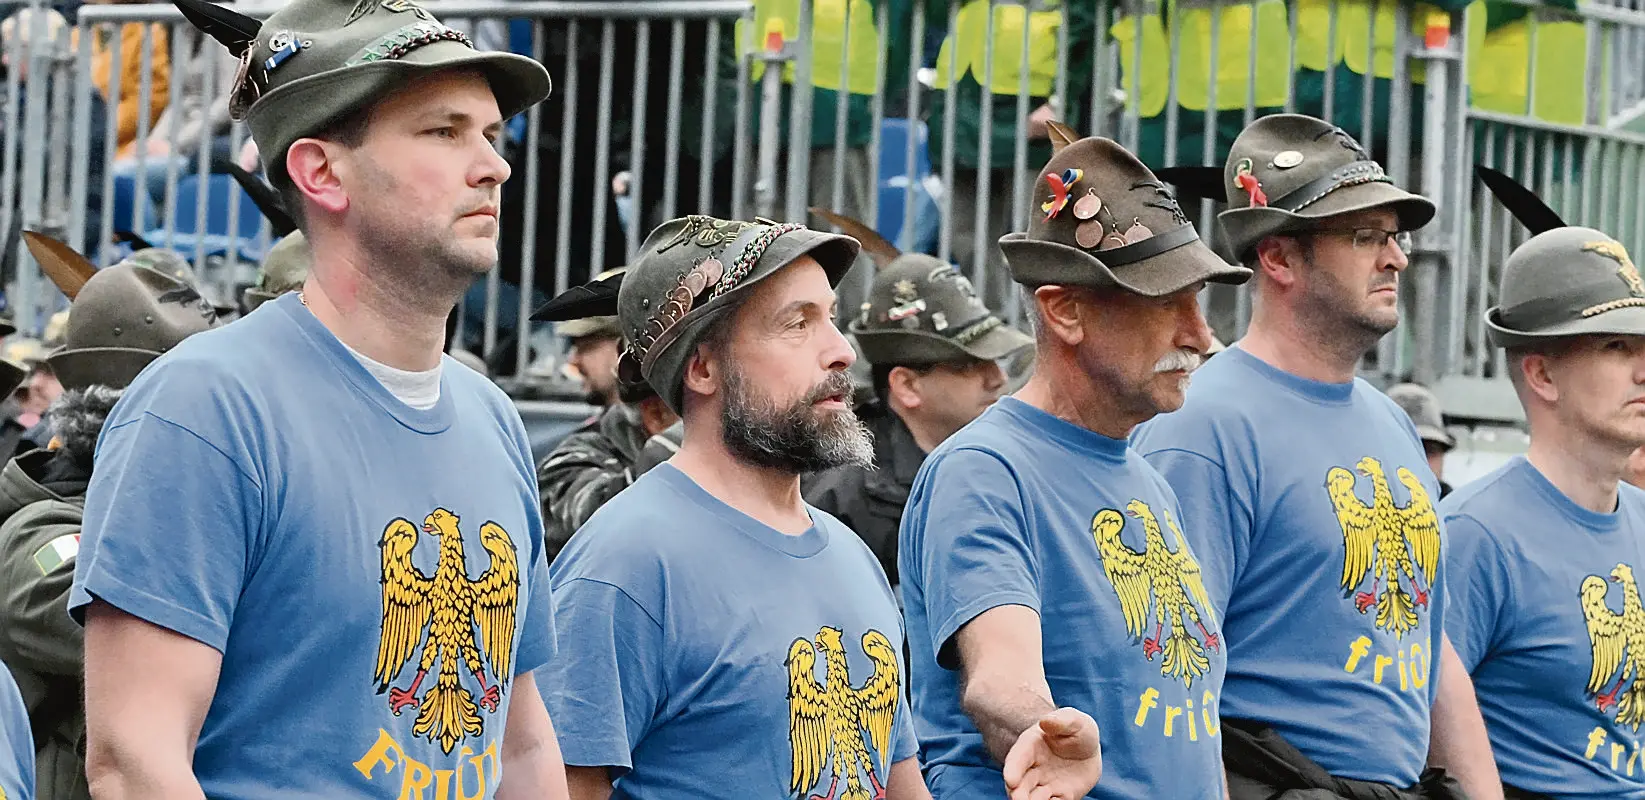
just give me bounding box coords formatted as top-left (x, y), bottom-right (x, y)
top-left (1273, 150), bottom-right (1304, 169)
top-left (1584, 241), bottom-right (1645, 299)
top-left (1235, 159), bottom-right (1268, 207)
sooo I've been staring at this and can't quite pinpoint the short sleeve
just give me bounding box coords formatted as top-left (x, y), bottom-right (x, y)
top-left (909, 448), bottom-right (1038, 669)
top-left (891, 683), bottom-right (918, 762)
top-left (513, 538), bottom-right (558, 675)
top-left (1442, 514), bottom-right (1514, 673)
top-left (1136, 447), bottom-right (1252, 607)
top-left (536, 577), bottom-right (664, 774)
top-left (69, 411), bottom-right (261, 652)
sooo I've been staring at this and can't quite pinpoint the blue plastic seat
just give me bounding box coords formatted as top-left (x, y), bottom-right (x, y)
top-left (143, 174), bottom-right (267, 263)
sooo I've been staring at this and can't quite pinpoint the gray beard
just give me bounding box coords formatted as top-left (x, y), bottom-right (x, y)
top-left (48, 386), bottom-right (123, 469)
top-left (720, 365), bottom-right (873, 474)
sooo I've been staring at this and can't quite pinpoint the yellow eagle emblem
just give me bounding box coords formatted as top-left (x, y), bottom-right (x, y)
top-left (1582, 563), bottom-right (1645, 730)
top-left (1325, 457), bottom-right (1441, 639)
top-left (1583, 241), bottom-right (1645, 298)
top-left (1093, 499), bottom-right (1221, 689)
top-left (786, 627), bottom-right (900, 800)
top-left (374, 509), bottom-right (521, 754)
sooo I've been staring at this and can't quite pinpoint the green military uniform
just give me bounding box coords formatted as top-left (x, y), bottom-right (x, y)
top-left (927, 0), bottom-right (1098, 311)
top-left (800, 210), bottom-right (1031, 587)
top-left (0, 237), bottom-right (223, 800)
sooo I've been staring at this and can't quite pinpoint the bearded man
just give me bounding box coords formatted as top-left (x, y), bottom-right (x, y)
top-left (537, 215), bottom-right (941, 800)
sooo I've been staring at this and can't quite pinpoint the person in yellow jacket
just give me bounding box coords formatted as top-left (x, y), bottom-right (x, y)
top-left (77, 3), bottom-right (170, 162)
top-left (925, 0), bottom-right (1095, 311)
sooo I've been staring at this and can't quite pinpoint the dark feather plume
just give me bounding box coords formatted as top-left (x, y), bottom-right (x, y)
top-left (1152, 166), bottom-right (1228, 205)
top-left (529, 271), bottom-right (624, 322)
top-left (113, 230), bottom-right (155, 250)
top-left (226, 164), bottom-right (297, 237)
top-left (1474, 165), bottom-right (1566, 235)
top-left (171, 0), bottom-right (260, 56)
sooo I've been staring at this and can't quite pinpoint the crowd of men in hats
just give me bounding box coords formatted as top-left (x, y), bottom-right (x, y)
top-left (0, 0), bottom-right (1644, 798)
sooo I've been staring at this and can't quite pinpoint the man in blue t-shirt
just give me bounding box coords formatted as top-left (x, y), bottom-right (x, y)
top-left (0, 661), bottom-right (33, 800)
top-left (900, 132), bottom-right (1252, 800)
top-left (1132, 114), bottom-right (1498, 799)
top-left (66, 1), bottom-right (568, 798)
top-left (537, 215), bottom-right (931, 799)
top-left (1443, 209), bottom-right (1645, 798)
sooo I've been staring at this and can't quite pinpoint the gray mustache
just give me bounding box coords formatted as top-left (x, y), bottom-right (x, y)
top-left (1154, 349), bottom-right (1203, 374)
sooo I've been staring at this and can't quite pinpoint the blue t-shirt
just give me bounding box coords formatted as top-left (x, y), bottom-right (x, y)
top-left (68, 292), bottom-right (556, 800)
top-left (1444, 457), bottom-right (1645, 798)
top-left (1131, 346), bottom-right (1446, 787)
top-left (538, 463), bottom-right (918, 799)
top-left (900, 396), bottom-right (1228, 800)
top-left (0, 661), bottom-right (31, 800)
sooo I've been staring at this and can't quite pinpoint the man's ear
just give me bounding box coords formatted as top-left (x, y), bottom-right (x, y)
top-left (886, 365), bottom-right (922, 411)
top-left (1519, 350), bottom-right (1561, 405)
top-left (681, 343), bottom-right (722, 402)
top-left (284, 138), bottom-right (351, 217)
top-left (1034, 285), bottom-right (1090, 346)
top-left (1254, 236), bottom-right (1301, 289)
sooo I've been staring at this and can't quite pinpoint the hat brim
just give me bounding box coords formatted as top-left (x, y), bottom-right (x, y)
top-left (1485, 303), bottom-right (1645, 348)
top-left (557, 317), bottom-right (623, 341)
top-left (243, 287), bottom-right (280, 313)
top-left (0, 319), bottom-right (15, 338)
top-left (46, 347), bottom-right (161, 391)
top-left (0, 359), bottom-right (24, 399)
top-left (624, 228), bottom-right (862, 414)
top-left (1415, 424), bottom-right (1456, 450)
top-left (853, 321), bottom-right (1033, 365)
top-left (1219, 181), bottom-right (1438, 261)
top-left (249, 44), bottom-right (551, 184)
top-left (999, 234), bottom-right (1251, 296)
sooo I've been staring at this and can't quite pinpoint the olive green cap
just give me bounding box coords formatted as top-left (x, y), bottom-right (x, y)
top-left (244, 230), bottom-right (312, 312)
top-left (1000, 134), bottom-right (1251, 295)
top-left (1218, 114), bottom-right (1436, 262)
top-left (615, 215), bottom-right (860, 414)
top-left (173, 0), bottom-right (551, 188)
top-left (851, 255), bottom-right (1031, 366)
top-left (1486, 227), bottom-right (1645, 348)
top-left (47, 263), bottom-right (223, 391)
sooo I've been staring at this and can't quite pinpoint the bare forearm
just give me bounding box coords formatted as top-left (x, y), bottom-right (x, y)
top-left (962, 680), bottom-right (1057, 765)
top-left (84, 748), bottom-right (206, 800)
top-left (885, 757), bottom-right (933, 800)
top-left (566, 766), bottom-right (614, 800)
top-left (496, 726), bottom-right (571, 800)
top-left (1428, 638), bottom-right (1503, 800)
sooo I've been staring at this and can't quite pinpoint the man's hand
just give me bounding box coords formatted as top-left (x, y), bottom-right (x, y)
top-left (1025, 103), bottom-right (1056, 141)
top-left (1002, 707), bottom-right (1102, 800)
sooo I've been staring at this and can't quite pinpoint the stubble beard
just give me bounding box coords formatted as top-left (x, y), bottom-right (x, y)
top-left (720, 365), bottom-right (873, 474)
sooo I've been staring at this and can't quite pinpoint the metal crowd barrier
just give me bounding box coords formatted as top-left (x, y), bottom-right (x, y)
top-left (1, 0), bottom-right (1643, 414)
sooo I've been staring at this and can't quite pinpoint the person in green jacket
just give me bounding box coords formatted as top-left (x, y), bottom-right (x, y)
top-left (924, 0), bottom-right (1096, 312)
top-left (0, 242), bottom-right (223, 800)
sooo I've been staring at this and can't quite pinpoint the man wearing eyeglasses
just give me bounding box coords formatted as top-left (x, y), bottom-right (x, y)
top-left (1132, 114), bottom-right (1501, 800)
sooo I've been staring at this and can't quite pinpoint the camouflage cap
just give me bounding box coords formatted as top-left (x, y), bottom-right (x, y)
top-left (173, 0), bottom-right (551, 187)
top-left (244, 230), bottom-right (312, 312)
top-left (1386, 382), bottom-right (1454, 450)
top-left (47, 263), bottom-right (223, 391)
top-left (1486, 227), bottom-right (1645, 348)
top-left (1218, 114), bottom-right (1436, 262)
top-left (852, 256), bottom-right (1031, 365)
top-left (999, 129), bottom-right (1251, 296)
top-left (616, 215), bottom-right (860, 414)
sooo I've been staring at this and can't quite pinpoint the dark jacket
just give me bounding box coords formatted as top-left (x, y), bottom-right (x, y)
top-left (536, 403), bottom-right (680, 563)
top-left (802, 402), bottom-right (926, 590)
top-left (0, 449), bottom-right (92, 800)
top-left (1223, 718), bottom-right (1469, 800)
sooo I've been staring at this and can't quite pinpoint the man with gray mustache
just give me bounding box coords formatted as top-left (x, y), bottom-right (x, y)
top-left (1132, 114), bottom-right (1499, 799)
top-left (898, 131), bottom-right (1251, 800)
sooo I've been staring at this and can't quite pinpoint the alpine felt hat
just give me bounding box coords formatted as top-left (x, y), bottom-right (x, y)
top-left (174, 0), bottom-right (551, 187)
top-left (615, 216), bottom-right (860, 414)
top-left (999, 126), bottom-right (1251, 296)
top-left (1217, 113), bottom-right (1436, 262)
top-left (809, 208), bottom-right (1031, 366)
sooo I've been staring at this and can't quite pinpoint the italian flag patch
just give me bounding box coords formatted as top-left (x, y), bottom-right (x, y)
top-left (32, 534), bottom-right (79, 575)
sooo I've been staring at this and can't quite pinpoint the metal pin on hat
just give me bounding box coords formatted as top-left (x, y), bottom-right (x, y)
top-left (1073, 190), bottom-right (1102, 221)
